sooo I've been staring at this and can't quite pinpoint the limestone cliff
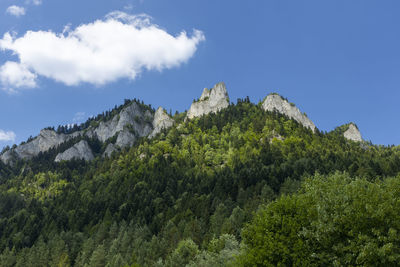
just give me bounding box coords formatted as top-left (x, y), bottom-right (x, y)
top-left (0, 129), bottom-right (70, 164)
top-left (103, 143), bottom-right (117, 158)
top-left (115, 129), bottom-right (136, 148)
top-left (86, 102), bottom-right (153, 142)
top-left (55, 140), bottom-right (94, 162)
top-left (343, 123), bottom-right (362, 142)
top-left (262, 94), bottom-right (316, 132)
top-left (186, 82), bottom-right (229, 119)
top-left (1, 101), bottom-right (155, 164)
top-left (149, 107), bottom-right (174, 138)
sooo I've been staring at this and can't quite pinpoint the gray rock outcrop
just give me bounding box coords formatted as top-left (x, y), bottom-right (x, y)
top-left (86, 102), bottom-right (153, 142)
top-left (343, 123), bottom-right (362, 142)
top-left (0, 150), bottom-right (16, 165)
top-left (115, 129), bottom-right (136, 148)
top-left (103, 143), bottom-right (117, 157)
top-left (186, 82), bottom-right (229, 119)
top-left (0, 129), bottom-right (70, 164)
top-left (149, 107), bottom-right (174, 138)
top-left (55, 140), bottom-right (94, 162)
top-left (1, 101), bottom-right (157, 164)
top-left (262, 94), bottom-right (316, 132)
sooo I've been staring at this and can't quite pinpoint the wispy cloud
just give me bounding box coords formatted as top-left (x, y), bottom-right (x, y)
top-left (124, 4), bottom-right (134, 11)
top-left (0, 130), bottom-right (16, 142)
top-left (0, 11), bottom-right (205, 92)
top-left (31, 0), bottom-right (42, 5)
top-left (6, 5), bottom-right (26, 17)
top-left (73, 112), bottom-right (86, 123)
top-left (26, 0), bottom-right (42, 6)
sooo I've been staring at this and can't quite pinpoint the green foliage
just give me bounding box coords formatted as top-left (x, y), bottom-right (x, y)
top-left (166, 239), bottom-right (199, 266)
top-left (237, 172), bottom-right (400, 266)
top-left (2, 99), bottom-right (400, 265)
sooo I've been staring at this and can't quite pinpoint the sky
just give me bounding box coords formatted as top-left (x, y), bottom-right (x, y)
top-left (0, 0), bottom-right (400, 148)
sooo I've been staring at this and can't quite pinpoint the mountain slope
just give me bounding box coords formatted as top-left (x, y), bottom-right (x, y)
top-left (0, 85), bottom-right (399, 266)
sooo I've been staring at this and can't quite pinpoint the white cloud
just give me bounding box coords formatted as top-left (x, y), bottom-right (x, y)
top-left (0, 11), bottom-right (205, 89)
top-left (25, 0), bottom-right (42, 5)
top-left (0, 130), bottom-right (16, 142)
top-left (0, 61), bottom-right (37, 92)
top-left (6, 5), bottom-right (26, 17)
top-left (31, 0), bottom-right (42, 5)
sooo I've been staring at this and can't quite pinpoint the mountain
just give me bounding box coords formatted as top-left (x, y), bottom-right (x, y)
top-left (1, 82), bottom-right (362, 166)
top-left (2, 82), bottom-right (399, 266)
top-left (1, 100), bottom-right (175, 165)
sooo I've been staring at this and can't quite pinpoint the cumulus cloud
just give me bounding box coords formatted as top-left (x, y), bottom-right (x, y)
top-left (0, 61), bottom-right (37, 92)
top-left (0, 130), bottom-right (16, 142)
top-left (6, 5), bottom-right (26, 17)
top-left (0, 11), bottom-right (205, 90)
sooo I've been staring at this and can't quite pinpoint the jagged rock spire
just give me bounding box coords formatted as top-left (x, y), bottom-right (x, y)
top-left (186, 82), bottom-right (229, 119)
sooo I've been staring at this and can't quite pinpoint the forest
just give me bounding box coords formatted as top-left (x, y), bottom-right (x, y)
top-left (1, 98), bottom-right (400, 266)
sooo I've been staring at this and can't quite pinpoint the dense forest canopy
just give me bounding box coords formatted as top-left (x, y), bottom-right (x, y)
top-left (1, 98), bottom-right (400, 266)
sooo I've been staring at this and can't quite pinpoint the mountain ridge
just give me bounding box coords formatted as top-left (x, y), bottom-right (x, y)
top-left (0, 85), bottom-right (398, 266)
top-left (0, 82), bottom-right (363, 165)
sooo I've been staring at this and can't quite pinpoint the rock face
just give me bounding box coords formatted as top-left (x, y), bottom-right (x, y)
top-left (86, 102), bottom-right (153, 142)
top-left (262, 94), bottom-right (316, 132)
top-left (0, 129), bottom-right (70, 164)
top-left (55, 140), bottom-right (94, 162)
top-left (343, 123), bottom-right (362, 142)
top-left (186, 82), bottom-right (229, 119)
top-left (1, 101), bottom-right (157, 164)
top-left (149, 107), bottom-right (174, 138)
top-left (116, 129), bottom-right (136, 148)
top-left (103, 143), bottom-right (117, 158)
top-left (0, 150), bottom-right (16, 165)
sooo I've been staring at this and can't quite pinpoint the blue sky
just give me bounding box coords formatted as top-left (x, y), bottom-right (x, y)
top-left (0, 0), bottom-right (399, 147)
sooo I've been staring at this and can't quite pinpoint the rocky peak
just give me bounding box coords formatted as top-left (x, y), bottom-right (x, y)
top-left (262, 94), bottom-right (316, 132)
top-left (149, 107), bottom-right (174, 138)
top-left (186, 82), bottom-right (229, 119)
top-left (343, 123), bottom-right (362, 142)
top-left (55, 140), bottom-right (94, 162)
top-left (87, 101), bottom-right (153, 142)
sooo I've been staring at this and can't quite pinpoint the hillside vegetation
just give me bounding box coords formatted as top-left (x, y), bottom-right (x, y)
top-left (1, 98), bottom-right (400, 266)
